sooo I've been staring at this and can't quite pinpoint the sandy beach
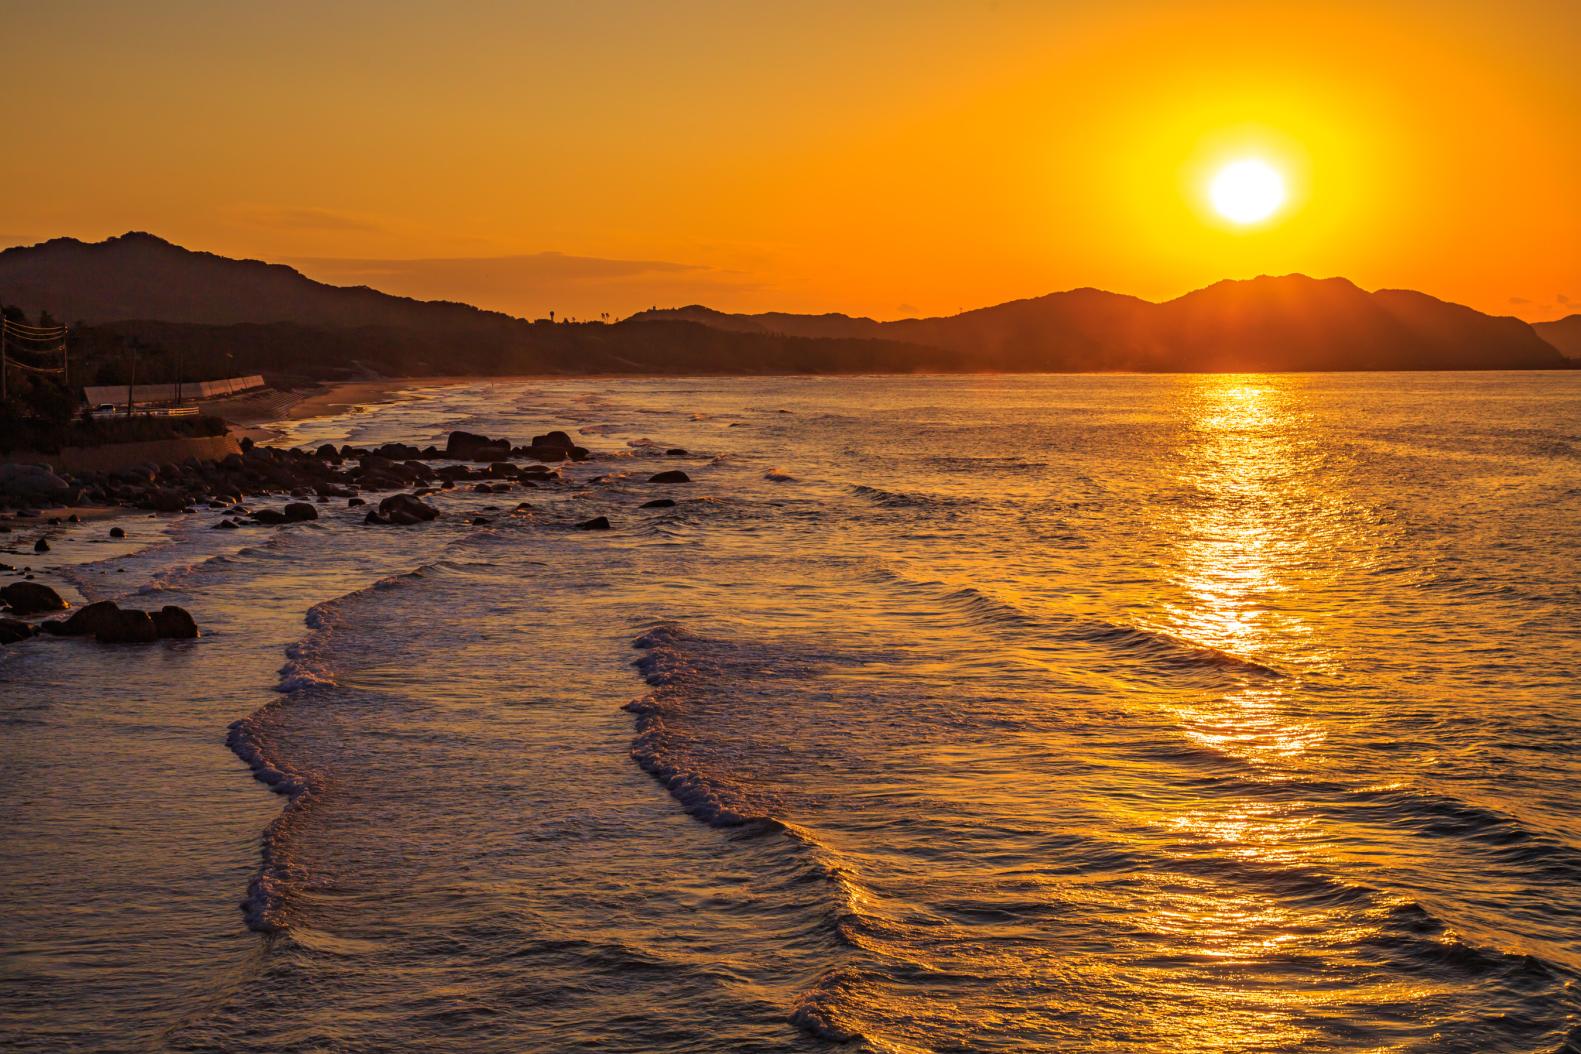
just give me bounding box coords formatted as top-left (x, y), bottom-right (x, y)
top-left (219, 377), bottom-right (476, 443)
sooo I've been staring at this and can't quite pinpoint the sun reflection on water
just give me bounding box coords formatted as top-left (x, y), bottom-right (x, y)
top-left (1128, 376), bottom-right (1350, 1050)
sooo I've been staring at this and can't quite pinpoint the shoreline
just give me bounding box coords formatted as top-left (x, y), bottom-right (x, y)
top-left (223, 376), bottom-right (478, 443)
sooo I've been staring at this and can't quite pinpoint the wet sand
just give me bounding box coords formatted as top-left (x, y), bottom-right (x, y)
top-left (221, 377), bottom-right (475, 443)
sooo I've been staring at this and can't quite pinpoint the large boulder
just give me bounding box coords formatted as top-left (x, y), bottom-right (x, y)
top-left (532, 430), bottom-right (575, 450)
top-left (0, 618), bottom-right (35, 645)
top-left (445, 431), bottom-right (511, 460)
top-left (0, 463), bottom-right (73, 504)
top-left (1, 582), bottom-right (68, 615)
top-left (152, 605), bottom-right (199, 639)
top-left (378, 493), bottom-right (439, 525)
top-left (95, 608), bottom-right (159, 644)
top-left (647, 470), bottom-right (692, 484)
top-left (522, 430), bottom-right (590, 461)
top-left (575, 515), bottom-right (611, 531)
top-left (41, 599), bottom-right (122, 637)
top-left (641, 498), bottom-right (677, 509)
top-left (147, 488), bottom-right (189, 513)
top-left (282, 502), bottom-right (319, 523)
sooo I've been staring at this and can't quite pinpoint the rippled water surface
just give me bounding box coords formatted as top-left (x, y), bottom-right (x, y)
top-left (3, 373), bottom-right (1579, 1052)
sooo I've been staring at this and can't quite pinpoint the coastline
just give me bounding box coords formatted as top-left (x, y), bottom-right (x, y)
top-left (223, 376), bottom-right (476, 443)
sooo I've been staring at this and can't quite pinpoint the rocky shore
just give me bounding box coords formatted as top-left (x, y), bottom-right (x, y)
top-left (1, 425), bottom-right (693, 647)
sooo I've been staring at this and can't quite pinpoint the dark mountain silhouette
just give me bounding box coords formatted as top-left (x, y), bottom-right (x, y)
top-left (0, 231), bottom-right (525, 335)
top-left (636, 276), bottom-right (1565, 372)
top-left (0, 233), bottom-right (1567, 378)
top-left (1534, 314), bottom-right (1581, 360)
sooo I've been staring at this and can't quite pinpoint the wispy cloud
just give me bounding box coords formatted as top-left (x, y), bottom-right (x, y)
top-left (236, 207), bottom-right (384, 233)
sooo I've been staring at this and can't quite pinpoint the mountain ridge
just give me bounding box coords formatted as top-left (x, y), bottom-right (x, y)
top-left (0, 232), bottom-right (1568, 376)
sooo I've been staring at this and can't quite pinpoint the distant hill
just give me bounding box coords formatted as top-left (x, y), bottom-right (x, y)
top-left (1534, 314), bottom-right (1581, 360)
top-left (0, 232), bottom-right (525, 336)
top-left (0, 233), bottom-right (1568, 379)
top-left (0, 233), bottom-right (955, 382)
top-left (635, 276), bottom-right (1566, 372)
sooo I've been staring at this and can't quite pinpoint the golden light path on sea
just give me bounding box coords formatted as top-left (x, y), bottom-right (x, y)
top-left (1116, 378), bottom-right (1360, 1050)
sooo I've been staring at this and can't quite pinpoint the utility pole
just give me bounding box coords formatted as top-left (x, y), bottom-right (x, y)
top-left (127, 340), bottom-right (137, 417)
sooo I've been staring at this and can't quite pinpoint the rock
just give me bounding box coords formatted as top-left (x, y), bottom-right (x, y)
top-left (1, 582), bottom-right (67, 614)
top-left (251, 508), bottom-right (287, 525)
top-left (315, 443), bottom-right (341, 461)
top-left (472, 483), bottom-right (493, 493)
top-left (152, 605), bottom-right (199, 639)
top-left (43, 600), bottom-right (123, 638)
top-left (282, 502), bottom-right (319, 523)
top-left (148, 489), bottom-right (188, 513)
top-left (94, 607), bottom-right (159, 644)
top-left (0, 618), bottom-right (34, 645)
top-left (213, 519), bottom-right (239, 529)
top-left (666, 448), bottom-right (688, 456)
top-left (647, 470), bottom-right (692, 484)
top-left (34, 538), bottom-right (50, 553)
top-left (348, 497), bottom-right (366, 507)
top-left (109, 526), bottom-right (125, 538)
top-left (66, 514), bottom-right (80, 523)
top-left (513, 502), bottom-right (533, 513)
top-left (531, 430), bottom-right (575, 450)
top-left (445, 431), bottom-right (511, 460)
top-left (0, 463), bottom-right (72, 503)
top-left (575, 515), bottom-right (611, 531)
top-left (470, 516), bottom-right (491, 525)
top-left (525, 431), bottom-right (588, 459)
top-left (641, 498), bottom-right (677, 509)
top-left (377, 493), bottom-right (439, 525)
top-left (363, 510), bottom-right (390, 526)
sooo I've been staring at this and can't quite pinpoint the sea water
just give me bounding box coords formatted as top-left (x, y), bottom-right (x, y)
top-left (3, 373), bottom-right (1578, 1052)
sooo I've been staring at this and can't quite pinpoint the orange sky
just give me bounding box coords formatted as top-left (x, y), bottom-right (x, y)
top-left (2, 1), bottom-right (1576, 322)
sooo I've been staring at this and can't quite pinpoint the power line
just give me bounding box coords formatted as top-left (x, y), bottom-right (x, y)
top-left (1, 315), bottom-right (71, 398)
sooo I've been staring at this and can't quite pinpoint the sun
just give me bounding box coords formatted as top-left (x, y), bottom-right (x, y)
top-left (1209, 159), bottom-right (1286, 224)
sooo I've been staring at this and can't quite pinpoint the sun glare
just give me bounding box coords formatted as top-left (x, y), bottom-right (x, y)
top-left (1209, 159), bottom-right (1287, 225)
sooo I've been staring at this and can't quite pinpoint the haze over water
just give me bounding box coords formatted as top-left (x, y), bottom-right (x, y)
top-left (3, 373), bottom-right (1579, 1052)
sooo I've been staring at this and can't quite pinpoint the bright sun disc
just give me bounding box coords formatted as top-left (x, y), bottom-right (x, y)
top-left (1210, 159), bottom-right (1286, 224)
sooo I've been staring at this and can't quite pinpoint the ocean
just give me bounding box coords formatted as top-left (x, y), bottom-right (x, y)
top-left (3, 373), bottom-right (1579, 1053)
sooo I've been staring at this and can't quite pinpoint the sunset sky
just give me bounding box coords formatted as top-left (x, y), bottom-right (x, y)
top-left (3, 0), bottom-right (1576, 322)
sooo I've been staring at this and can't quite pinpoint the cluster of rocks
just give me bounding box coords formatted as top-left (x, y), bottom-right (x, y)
top-left (0, 430), bottom-right (591, 520)
top-left (0, 582), bottom-right (198, 646)
top-left (0, 424), bottom-right (707, 648)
